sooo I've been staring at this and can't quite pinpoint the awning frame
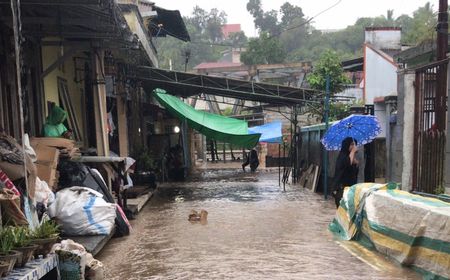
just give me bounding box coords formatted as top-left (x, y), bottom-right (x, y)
top-left (132, 67), bottom-right (323, 106)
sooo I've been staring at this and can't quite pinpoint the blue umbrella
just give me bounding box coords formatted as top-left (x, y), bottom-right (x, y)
top-left (321, 114), bottom-right (381, 151)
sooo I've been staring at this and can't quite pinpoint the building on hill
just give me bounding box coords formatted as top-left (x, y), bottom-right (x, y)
top-left (221, 24), bottom-right (241, 39)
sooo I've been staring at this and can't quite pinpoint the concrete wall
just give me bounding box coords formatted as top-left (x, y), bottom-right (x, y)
top-left (374, 102), bottom-right (387, 138)
top-left (365, 47), bottom-right (398, 104)
top-left (398, 70), bottom-right (416, 191)
top-left (364, 28), bottom-right (401, 50)
top-left (339, 87), bottom-right (363, 103)
top-left (123, 11), bottom-right (158, 67)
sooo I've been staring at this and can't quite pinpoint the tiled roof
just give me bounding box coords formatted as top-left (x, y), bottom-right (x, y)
top-left (221, 24), bottom-right (241, 38)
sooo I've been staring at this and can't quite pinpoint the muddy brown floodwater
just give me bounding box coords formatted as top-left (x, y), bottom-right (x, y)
top-left (97, 170), bottom-right (421, 280)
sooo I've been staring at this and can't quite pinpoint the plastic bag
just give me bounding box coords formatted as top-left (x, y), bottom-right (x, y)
top-left (48, 187), bottom-right (116, 236)
top-left (114, 205), bottom-right (131, 237)
top-left (23, 133), bottom-right (37, 162)
top-left (35, 177), bottom-right (55, 207)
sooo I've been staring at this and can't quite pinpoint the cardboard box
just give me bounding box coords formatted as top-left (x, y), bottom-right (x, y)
top-left (34, 144), bottom-right (60, 166)
top-left (36, 163), bottom-right (57, 189)
top-left (30, 137), bottom-right (75, 150)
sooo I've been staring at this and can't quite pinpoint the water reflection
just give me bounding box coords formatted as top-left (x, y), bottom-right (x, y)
top-left (98, 170), bottom-right (420, 280)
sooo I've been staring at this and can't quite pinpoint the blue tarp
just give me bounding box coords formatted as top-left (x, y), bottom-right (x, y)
top-left (248, 122), bottom-right (283, 143)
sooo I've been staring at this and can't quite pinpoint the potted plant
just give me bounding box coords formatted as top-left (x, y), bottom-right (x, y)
top-left (12, 227), bottom-right (39, 268)
top-left (0, 227), bottom-right (22, 276)
top-left (31, 220), bottom-right (60, 257)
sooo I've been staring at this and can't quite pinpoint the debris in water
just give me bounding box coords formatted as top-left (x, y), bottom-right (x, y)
top-left (188, 209), bottom-right (208, 224)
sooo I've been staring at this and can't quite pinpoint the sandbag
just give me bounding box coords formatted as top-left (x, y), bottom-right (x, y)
top-left (48, 187), bottom-right (116, 236)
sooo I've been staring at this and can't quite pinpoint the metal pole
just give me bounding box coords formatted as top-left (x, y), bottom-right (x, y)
top-left (436, 0), bottom-right (448, 130)
top-left (437, 0), bottom-right (448, 61)
top-left (283, 142), bottom-right (286, 191)
top-left (278, 144), bottom-right (281, 186)
top-left (292, 106), bottom-right (295, 183)
top-left (222, 142), bottom-right (226, 162)
top-left (323, 75), bottom-right (330, 199)
top-left (293, 105), bottom-right (298, 183)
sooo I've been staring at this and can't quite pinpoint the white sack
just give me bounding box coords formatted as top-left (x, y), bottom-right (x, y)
top-left (48, 187), bottom-right (116, 236)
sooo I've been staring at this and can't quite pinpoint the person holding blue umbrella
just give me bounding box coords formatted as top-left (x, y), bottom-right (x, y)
top-left (332, 137), bottom-right (359, 208)
top-left (321, 114), bottom-right (381, 207)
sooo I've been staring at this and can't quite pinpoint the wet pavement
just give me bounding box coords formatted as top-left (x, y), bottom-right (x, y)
top-left (97, 169), bottom-right (421, 280)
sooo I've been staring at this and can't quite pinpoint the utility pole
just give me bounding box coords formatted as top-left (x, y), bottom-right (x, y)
top-left (323, 75), bottom-right (330, 200)
top-left (436, 0), bottom-right (448, 130)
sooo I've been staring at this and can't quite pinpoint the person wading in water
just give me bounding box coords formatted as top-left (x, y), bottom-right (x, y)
top-left (242, 148), bottom-right (259, 172)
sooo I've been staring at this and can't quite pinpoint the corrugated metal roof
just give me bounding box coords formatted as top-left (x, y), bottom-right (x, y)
top-left (194, 62), bottom-right (242, 70)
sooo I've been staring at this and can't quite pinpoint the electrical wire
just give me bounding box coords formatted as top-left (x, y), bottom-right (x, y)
top-left (149, 22), bottom-right (242, 47)
top-left (150, 1), bottom-right (342, 47)
top-left (268, 0), bottom-right (342, 39)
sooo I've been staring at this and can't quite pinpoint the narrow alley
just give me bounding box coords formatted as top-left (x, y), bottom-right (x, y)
top-left (97, 170), bottom-right (420, 279)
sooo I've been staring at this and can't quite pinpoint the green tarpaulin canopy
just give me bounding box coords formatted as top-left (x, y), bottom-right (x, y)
top-left (153, 89), bottom-right (261, 148)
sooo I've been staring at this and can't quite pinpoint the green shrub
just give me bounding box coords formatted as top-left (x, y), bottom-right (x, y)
top-left (12, 227), bottom-right (32, 248)
top-left (0, 227), bottom-right (15, 253)
top-left (32, 220), bottom-right (60, 239)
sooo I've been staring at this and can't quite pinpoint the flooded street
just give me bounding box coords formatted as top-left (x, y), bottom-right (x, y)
top-left (97, 170), bottom-right (420, 279)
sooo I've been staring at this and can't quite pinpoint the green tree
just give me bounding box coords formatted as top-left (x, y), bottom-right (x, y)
top-left (305, 51), bottom-right (352, 122)
top-left (226, 31), bottom-right (248, 47)
top-left (222, 107), bottom-right (233, 116)
top-left (306, 50), bottom-right (351, 94)
top-left (386, 9), bottom-right (395, 24)
top-left (156, 6), bottom-right (228, 71)
top-left (246, 0), bottom-right (280, 35)
top-left (402, 2), bottom-right (436, 44)
top-left (279, 2), bottom-right (305, 28)
top-left (205, 8), bottom-right (228, 42)
top-left (240, 32), bottom-right (286, 65)
top-left (279, 3), bottom-right (309, 54)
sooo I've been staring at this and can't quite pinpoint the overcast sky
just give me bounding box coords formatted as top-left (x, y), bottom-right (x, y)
top-left (159, 0), bottom-right (438, 37)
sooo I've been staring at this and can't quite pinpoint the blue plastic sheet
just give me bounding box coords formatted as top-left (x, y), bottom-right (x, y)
top-left (248, 122), bottom-right (282, 143)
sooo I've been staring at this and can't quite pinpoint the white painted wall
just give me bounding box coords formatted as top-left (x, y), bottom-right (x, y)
top-left (364, 29), bottom-right (401, 50)
top-left (365, 47), bottom-right (397, 104)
